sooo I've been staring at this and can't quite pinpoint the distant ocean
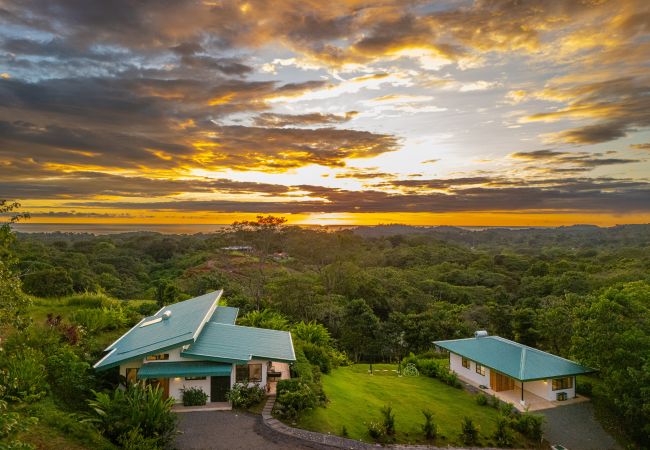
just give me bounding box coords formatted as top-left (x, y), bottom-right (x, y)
top-left (12, 223), bottom-right (550, 235)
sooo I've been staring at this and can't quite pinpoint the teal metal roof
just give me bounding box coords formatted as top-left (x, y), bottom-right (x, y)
top-left (137, 361), bottom-right (231, 378)
top-left (210, 306), bottom-right (239, 324)
top-left (434, 336), bottom-right (595, 381)
top-left (94, 290), bottom-right (222, 370)
top-left (182, 323), bottom-right (296, 364)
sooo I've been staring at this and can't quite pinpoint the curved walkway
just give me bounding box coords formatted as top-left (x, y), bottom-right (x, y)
top-left (175, 409), bottom-right (307, 449)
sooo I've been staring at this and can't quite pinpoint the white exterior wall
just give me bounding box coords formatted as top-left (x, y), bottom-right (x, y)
top-left (169, 376), bottom-right (212, 403)
top-left (450, 353), bottom-right (490, 386)
top-left (119, 347), bottom-right (284, 403)
top-left (527, 378), bottom-right (575, 401)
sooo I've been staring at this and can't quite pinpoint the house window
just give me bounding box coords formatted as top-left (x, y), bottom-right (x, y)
top-left (248, 364), bottom-right (262, 382)
top-left (146, 353), bottom-right (169, 361)
top-left (475, 364), bottom-right (486, 376)
top-left (462, 358), bottom-right (470, 369)
top-left (125, 368), bottom-right (138, 384)
top-left (552, 377), bottom-right (573, 391)
top-left (236, 364), bottom-right (263, 383)
top-left (185, 376), bottom-right (206, 381)
top-left (236, 365), bottom-right (249, 382)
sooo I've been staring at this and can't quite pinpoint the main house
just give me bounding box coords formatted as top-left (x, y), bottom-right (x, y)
top-left (434, 331), bottom-right (594, 407)
top-left (94, 290), bottom-right (295, 405)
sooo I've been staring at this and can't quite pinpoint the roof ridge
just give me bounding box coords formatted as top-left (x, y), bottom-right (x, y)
top-left (490, 335), bottom-right (587, 367)
top-left (519, 347), bottom-right (527, 379)
top-left (209, 321), bottom-right (293, 336)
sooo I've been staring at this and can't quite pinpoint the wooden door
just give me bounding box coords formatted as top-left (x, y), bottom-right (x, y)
top-left (211, 376), bottom-right (230, 402)
top-left (490, 370), bottom-right (497, 390)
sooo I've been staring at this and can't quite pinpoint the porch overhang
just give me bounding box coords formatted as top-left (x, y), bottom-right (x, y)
top-left (137, 361), bottom-right (232, 379)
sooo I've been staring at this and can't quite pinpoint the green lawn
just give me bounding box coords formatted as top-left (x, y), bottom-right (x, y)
top-left (295, 364), bottom-right (530, 447)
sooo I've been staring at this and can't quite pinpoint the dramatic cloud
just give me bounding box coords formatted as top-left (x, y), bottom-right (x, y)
top-left (1, 0), bottom-right (649, 224)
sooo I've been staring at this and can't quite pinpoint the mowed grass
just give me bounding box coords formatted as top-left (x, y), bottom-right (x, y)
top-left (296, 364), bottom-right (527, 447)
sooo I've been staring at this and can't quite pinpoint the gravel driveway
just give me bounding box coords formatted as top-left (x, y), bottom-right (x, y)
top-left (175, 410), bottom-right (308, 450)
top-left (539, 402), bottom-right (620, 450)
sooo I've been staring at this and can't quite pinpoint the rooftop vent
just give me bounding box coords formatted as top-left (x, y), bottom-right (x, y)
top-left (162, 310), bottom-right (172, 320)
top-left (474, 330), bottom-right (489, 338)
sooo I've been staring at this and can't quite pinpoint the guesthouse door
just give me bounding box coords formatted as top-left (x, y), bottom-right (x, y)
top-left (210, 376), bottom-right (230, 402)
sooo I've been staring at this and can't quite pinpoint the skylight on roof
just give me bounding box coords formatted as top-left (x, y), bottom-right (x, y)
top-left (140, 317), bottom-right (163, 327)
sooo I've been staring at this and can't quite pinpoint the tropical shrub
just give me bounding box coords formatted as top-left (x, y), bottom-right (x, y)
top-left (238, 309), bottom-right (289, 330)
top-left (460, 416), bottom-right (479, 445)
top-left (416, 358), bottom-right (440, 378)
top-left (181, 386), bottom-right (208, 406)
top-left (476, 393), bottom-right (488, 406)
top-left (0, 395), bottom-right (37, 450)
top-left (512, 412), bottom-right (543, 441)
top-left (1, 347), bottom-right (48, 402)
top-left (225, 383), bottom-right (265, 408)
top-left (576, 380), bottom-right (593, 396)
top-left (380, 405), bottom-right (395, 435)
top-left (366, 420), bottom-right (385, 440)
top-left (117, 427), bottom-right (160, 450)
top-left (70, 307), bottom-right (128, 333)
top-left (274, 379), bottom-right (317, 419)
top-left (87, 383), bottom-right (177, 447)
top-left (292, 321), bottom-right (331, 346)
top-left (301, 342), bottom-right (331, 374)
top-left (45, 346), bottom-right (92, 408)
top-left (493, 415), bottom-right (514, 447)
top-left (421, 409), bottom-right (437, 440)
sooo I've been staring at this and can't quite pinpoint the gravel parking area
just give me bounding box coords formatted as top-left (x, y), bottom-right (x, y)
top-left (539, 402), bottom-right (620, 450)
top-left (175, 410), bottom-right (308, 450)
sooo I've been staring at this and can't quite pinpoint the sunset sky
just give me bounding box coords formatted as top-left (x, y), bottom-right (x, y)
top-left (1, 0), bottom-right (649, 226)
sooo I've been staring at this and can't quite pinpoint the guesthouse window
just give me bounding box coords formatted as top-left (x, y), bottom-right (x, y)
top-left (236, 364), bottom-right (263, 382)
top-left (475, 364), bottom-right (486, 376)
top-left (552, 377), bottom-right (573, 391)
top-left (462, 358), bottom-right (470, 369)
top-left (125, 368), bottom-right (138, 384)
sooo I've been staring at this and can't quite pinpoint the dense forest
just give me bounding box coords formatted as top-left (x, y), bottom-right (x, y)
top-left (2, 214), bottom-right (649, 447)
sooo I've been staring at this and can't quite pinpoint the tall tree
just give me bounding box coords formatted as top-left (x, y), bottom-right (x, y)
top-left (572, 282), bottom-right (650, 445)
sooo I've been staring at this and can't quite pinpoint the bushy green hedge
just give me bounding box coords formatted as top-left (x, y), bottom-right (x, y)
top-left (226, 383), bottom-right (265, 408)
top-left (402, 354), bottom-right (462, 388)
top-left (181, 386), bottom-right (208, 406)
top-left (275, 379), bottom-right (318, 420)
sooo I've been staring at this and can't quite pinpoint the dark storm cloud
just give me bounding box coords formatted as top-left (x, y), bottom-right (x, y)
top-left (69, 177), bottom-right (650, 214)
top-left (0, 169), bottom-right (293, 199)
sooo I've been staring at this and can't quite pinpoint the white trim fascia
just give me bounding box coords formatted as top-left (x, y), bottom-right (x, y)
top-left (93, 348), bottom-right (117, 369)
top-left (192, 289), bottom-right (223, 342)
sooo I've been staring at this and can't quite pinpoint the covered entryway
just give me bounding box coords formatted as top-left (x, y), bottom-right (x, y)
top-left (211, 376), bottom-right (230, 402)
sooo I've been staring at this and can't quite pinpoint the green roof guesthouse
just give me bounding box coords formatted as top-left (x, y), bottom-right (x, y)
top-left (435, 331), bottom-right (594, 411)
top-left (94, 290), bottom-right (295, 407)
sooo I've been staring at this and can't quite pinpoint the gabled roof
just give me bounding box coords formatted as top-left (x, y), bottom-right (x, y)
top-left (209, 305), bottom-right (239, 324)
top-left (94, 290), bottom-right (222, 370)
top-left (182, 322), bottom-right (296, 364)
top-left (434, 335), bottom-right (595, 381)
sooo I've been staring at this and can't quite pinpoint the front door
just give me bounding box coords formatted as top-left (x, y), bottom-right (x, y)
top-left (211, 376), bottom-right (230, 402)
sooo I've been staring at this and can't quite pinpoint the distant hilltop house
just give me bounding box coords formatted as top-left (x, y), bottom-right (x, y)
top-left (434, 331), bottom-right (595, 410)
top-left (221, 245), bottom-right (253, 252)
top-left (94, 291), bottom-right (295, 406)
